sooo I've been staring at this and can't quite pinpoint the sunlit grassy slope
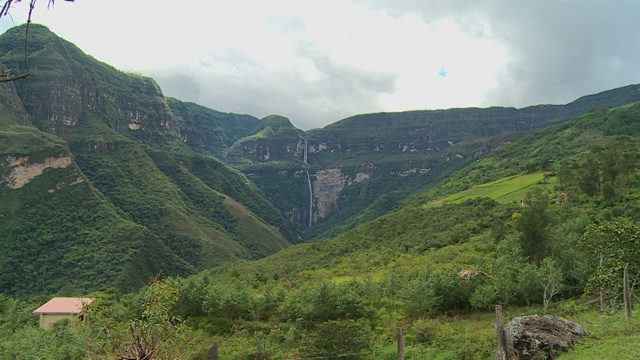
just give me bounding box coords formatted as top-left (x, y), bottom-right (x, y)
top-left (426, 172), bottom-right (558, 208)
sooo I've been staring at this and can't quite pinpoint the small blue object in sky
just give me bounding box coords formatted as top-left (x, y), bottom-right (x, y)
top-left (437, 68), bottom-right (447, 77)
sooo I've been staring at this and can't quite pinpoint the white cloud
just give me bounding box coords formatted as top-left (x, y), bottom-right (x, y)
top-left (1, 0), bottom-right (638, 129)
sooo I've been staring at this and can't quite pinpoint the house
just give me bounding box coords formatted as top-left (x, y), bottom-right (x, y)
top-left (32, 297), bottom-right (94, 330)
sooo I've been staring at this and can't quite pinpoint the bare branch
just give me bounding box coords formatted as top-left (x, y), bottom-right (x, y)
top-left (0, 0), bottom-right (74, 82)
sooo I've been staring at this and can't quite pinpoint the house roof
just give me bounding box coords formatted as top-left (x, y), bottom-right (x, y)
top-left (32, 297), bottom-right (94, 315)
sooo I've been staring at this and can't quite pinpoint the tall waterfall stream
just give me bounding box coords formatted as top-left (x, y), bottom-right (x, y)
top-left (304, 139), bottom-right (312, 228)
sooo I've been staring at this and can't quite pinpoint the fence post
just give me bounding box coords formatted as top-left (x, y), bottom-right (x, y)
top-left (624, 263), bottom-right (632, 320)
top-left (207, 342), bottom-right (219, 360)
top-left (397, 327), bottom-right (405, 360)
top-left (495, 305), bottom-right (508, 360)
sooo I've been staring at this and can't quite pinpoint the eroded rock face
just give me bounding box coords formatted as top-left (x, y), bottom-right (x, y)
top-left (312, 168), bottom-right (347, 222)
top-left (504, 315), bottom-right (587, 360)
top-left (4, 155), bottom-right (73, 189)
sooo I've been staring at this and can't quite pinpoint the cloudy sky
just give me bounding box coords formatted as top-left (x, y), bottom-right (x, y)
top-left (0, 0), bottom-right (638, 130)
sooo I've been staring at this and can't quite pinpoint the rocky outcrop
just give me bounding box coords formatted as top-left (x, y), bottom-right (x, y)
top-left (3, 155), bottom-right (73, 189)
top-left (312, 168), bottom-right (347, 222)
top-left (0, 68), bottom-right (31, 125)
top-left (504, 315), bottom-right (587, 360)
top-left (311, 164), bottom-right (375, 223)
top-left (0, 26), bottom-right (177, 137)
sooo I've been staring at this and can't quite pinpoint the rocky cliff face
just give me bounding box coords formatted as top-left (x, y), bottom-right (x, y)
top-left (0, 73), bottom-right (30, 125)
top-left (0, 26), bottom-right (176, 137)
top-left (221, 85), bottom-right (640, 240)
top-left (311, 164), bottom-right (374, 222)
top-left (0, 25), bottom-right (299, 295)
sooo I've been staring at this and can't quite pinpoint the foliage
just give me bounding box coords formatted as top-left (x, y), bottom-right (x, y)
top-left (280, 280), bottom-right (374, 322)
top-left (3, 20), bottom-right (640, 359)
top-left (579, 217), bottom-right (640, 307)
top-left (300, 319), bottom-right (373, 359)
top-left (124, 277), bottom-right (182, 359)
top-left (516, 188), bottom-right (552, 264)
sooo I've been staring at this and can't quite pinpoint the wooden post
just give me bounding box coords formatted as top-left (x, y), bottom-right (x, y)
top-left (397, 327), bottom-right (405, 360)
top-left (207, 342), bottom-right (219, 360)
top-left (624, 263), bottom-right (632, 320)
top-left (599, 255), bottom-right (605, 312)
top-left (86, 313), bottom-right (91, 360)
top-left (495, 305), bottom-right (508, 360)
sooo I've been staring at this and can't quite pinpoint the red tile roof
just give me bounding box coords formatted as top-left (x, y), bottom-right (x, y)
top-left (32, 297), bottom-right (94, 315)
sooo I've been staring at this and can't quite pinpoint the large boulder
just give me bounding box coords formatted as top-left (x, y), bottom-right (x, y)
top-left (504, 315), bottom-right (586, 359)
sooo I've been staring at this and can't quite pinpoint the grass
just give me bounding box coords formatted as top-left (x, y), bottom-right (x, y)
top-left (559, 310), bottom-right (640, 359)
top-left (399, 302), bottom-right (640, 360)
top-left (426, 172), bottom-right (558, 207)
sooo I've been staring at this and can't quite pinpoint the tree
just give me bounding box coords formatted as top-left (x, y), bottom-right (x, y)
top-left (85, 280), bottom-right (207, 359)
top-left (539, 257), bottom-right (565, 314)
top-left (557, 160), bottom-right (575, 190)
top-left (516, 189), bottom-right (551, 265)
top-left (578, 155), bottom-right (601, 197)
top-left (302, 319), bottom-right (372, 360)
top-left (470, 235), bottom-right (539, 308)
top-left (579, 218), bottom-right (640, 312)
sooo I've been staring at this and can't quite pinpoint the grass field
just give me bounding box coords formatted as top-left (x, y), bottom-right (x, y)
top-left (558, 310), bottom-right (640, 359)
top-left (397, 301), bottom-right (640, 359)
top-left (427, 172), bottom-right (558, 207)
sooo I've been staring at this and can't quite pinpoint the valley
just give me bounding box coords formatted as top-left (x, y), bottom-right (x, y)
top-left (1, 24), bottom-right (640, 359)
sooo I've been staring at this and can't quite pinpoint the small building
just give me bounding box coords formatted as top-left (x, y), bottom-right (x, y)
top-left (32, 297), bottom-right (94, 330)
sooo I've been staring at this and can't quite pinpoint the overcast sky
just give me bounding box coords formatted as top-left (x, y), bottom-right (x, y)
top-left (1, 0), bottom-right (639, 130)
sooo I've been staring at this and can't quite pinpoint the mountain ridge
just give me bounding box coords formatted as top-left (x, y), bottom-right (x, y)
top-left (2, 24), bottom-right (640, 295)
top-left (0, 25), bottom-right (294, 295)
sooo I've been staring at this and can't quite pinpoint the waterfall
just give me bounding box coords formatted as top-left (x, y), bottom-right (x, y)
top-left (303, 139), bottom-right (308, 165)
top-left (303, 139), bottom-right (312, 227)
top-left (305, 170), bottom-right (313, 228)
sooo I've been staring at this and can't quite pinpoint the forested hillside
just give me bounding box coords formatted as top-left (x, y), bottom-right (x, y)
top-left (208, 85), bottom-right (640, 241)
top-left (2, 24), bottom-right (640, 295)
top-left (156, 101), bottom-right (640, 358)
top-left (0, 25), bottom-right (293, 295)
top-left (3, 94), bottom-right (640, 358)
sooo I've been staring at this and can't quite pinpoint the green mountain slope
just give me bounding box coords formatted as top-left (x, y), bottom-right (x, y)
top-left (0, 121), bottom-right (194, 295)
top-left (204, 99), bottom-right (640, 303)
top-left (167, 98), bottom-right (260, 157)
top-left (217, 84), bottom-right (640, 241)
top-left (135, 101), bottom-right (640, 360)
top-left (2, 23), bottom-right (640, 299)
top-left (0, 25), bottom-right (293, 295)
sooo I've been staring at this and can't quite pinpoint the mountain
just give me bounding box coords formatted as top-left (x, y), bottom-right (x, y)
top-left (0, 25), bottom-right (292, 295)
top-left (320, 100), bottom-right (640, 285)
top-left (212, 85), bottom-right (640, 240)
top-left (128, 99), bottom-right (640, 358)
top-left (179, 98), bottom-right (640, 327)
top-left (1, 24), bottom-right (640, 296)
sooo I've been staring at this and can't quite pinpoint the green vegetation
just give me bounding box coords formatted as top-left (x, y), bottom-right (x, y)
top-left (426, 172), bottom-right (555, 206)
top-left (3, 23), bottom-right (640, 359)
top-left (0, 25), bottom-right (297, 295)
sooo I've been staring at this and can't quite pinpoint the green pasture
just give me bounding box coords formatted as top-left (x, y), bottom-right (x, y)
top-left (427, 172), bottom-right (558, 207)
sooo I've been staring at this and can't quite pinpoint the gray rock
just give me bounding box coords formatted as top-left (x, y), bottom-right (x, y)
top-left (504, 315), bottom-right (587, 359)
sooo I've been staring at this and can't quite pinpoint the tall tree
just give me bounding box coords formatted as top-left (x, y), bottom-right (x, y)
top-left (578, 155), bottom-right (601, 197)
top-left (579, 217), bottom-right (640, 309)
top-left (517, 189), bottom-right (551, 265)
